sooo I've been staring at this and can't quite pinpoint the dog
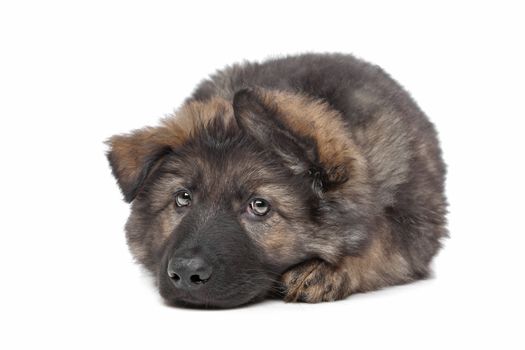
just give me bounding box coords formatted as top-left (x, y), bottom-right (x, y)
top-left (106, 53), bottom-right (447, 308)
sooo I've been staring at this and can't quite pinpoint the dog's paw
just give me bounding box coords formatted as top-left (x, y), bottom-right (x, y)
top-left (281, 259), bottom-right (351, 303)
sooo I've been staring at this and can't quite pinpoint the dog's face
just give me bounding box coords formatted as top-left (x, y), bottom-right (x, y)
top-left (131, 133), bottom-right (320, 307)
top-left (107, 89), bottom-right (373, 308)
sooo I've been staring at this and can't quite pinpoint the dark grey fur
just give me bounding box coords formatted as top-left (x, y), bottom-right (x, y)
top-left (107, 53), bottom-right (447, 308)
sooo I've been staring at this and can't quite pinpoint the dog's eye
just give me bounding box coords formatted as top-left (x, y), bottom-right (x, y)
top-left (175, 190), bottom-right (192, 207)
top-left (249, 198), bottom-right (270, 216)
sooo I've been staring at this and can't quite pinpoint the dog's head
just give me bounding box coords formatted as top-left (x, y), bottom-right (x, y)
top-left (107, 88), bottom-right (374, 308)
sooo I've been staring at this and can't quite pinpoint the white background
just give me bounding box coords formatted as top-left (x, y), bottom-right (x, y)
top-left (1, 1), bottom-right (524, 349)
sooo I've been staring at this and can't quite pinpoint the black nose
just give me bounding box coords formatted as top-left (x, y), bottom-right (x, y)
top-left (167, 256), bottom-right (213, 289)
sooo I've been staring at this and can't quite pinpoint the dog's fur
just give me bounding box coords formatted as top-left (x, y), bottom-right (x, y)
top-left (107, 53), bottom-right (447, 308)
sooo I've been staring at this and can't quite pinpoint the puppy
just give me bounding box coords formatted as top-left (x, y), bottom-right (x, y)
top-left (107, 53), bottom-right (447, 308)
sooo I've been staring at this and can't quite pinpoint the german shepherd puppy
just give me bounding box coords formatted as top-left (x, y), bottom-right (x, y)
top-left (107, 53), bottom-right (447, 308)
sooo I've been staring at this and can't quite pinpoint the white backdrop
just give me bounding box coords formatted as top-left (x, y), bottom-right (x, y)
top-left (1, 1), bottom-right (523, 349)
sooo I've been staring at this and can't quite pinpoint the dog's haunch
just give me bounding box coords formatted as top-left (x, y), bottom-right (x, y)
top-left (106, 53), bottom-right (447, 308)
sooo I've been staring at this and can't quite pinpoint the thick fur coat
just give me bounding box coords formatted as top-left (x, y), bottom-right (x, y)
top-left (107, 53), bottom-right (447, 308)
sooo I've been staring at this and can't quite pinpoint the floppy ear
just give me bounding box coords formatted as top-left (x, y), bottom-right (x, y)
top-left (233, 88), bottom-right (319, 175)
top-left (106, 127), bottom-right (172, 202)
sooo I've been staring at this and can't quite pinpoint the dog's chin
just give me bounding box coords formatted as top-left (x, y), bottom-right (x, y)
top-left (162, 290), bottom-right (267, 309)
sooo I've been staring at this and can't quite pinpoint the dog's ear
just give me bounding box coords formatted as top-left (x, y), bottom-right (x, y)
top-left (233, 88), bottom-right (319, 176)
top-left (106, 127), bottom-right (172, 202)
top-left (233, 88), bottom-right (281, 143)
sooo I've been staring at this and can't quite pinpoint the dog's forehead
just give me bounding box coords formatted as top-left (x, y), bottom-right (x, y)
top-left (162, 143), bottom-right (288, 194)
top-left (201, 156), bottom-right (280, 195)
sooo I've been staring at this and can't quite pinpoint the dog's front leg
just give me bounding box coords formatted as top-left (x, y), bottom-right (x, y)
top-left (281, 233), bottom-right (414, 303)
top-left (281, 258), bottom-right (352, 302)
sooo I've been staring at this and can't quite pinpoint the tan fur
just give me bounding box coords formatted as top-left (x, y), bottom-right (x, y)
top-left (282, 219), bottom-right (412, 302)
top-left (240, 206), bottom-right (306, 268)
top-left (167, 97), bottom-right (234, 140)
top-left (108, 90), bottom-right (369, 200)
top-left (255, 184), bottom-right (308, 214)
top-left (107, 97), bottom-right (235, 194)
top-left (342, 221), bottom-right (412, 293)
top-left (260, 90), bottom-right (369, 189)
top-left (126, 203), bottom-right (184, 267)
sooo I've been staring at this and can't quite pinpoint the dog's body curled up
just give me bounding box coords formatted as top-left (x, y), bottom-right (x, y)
top-left (107, 53), bottom-right (447, 308)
